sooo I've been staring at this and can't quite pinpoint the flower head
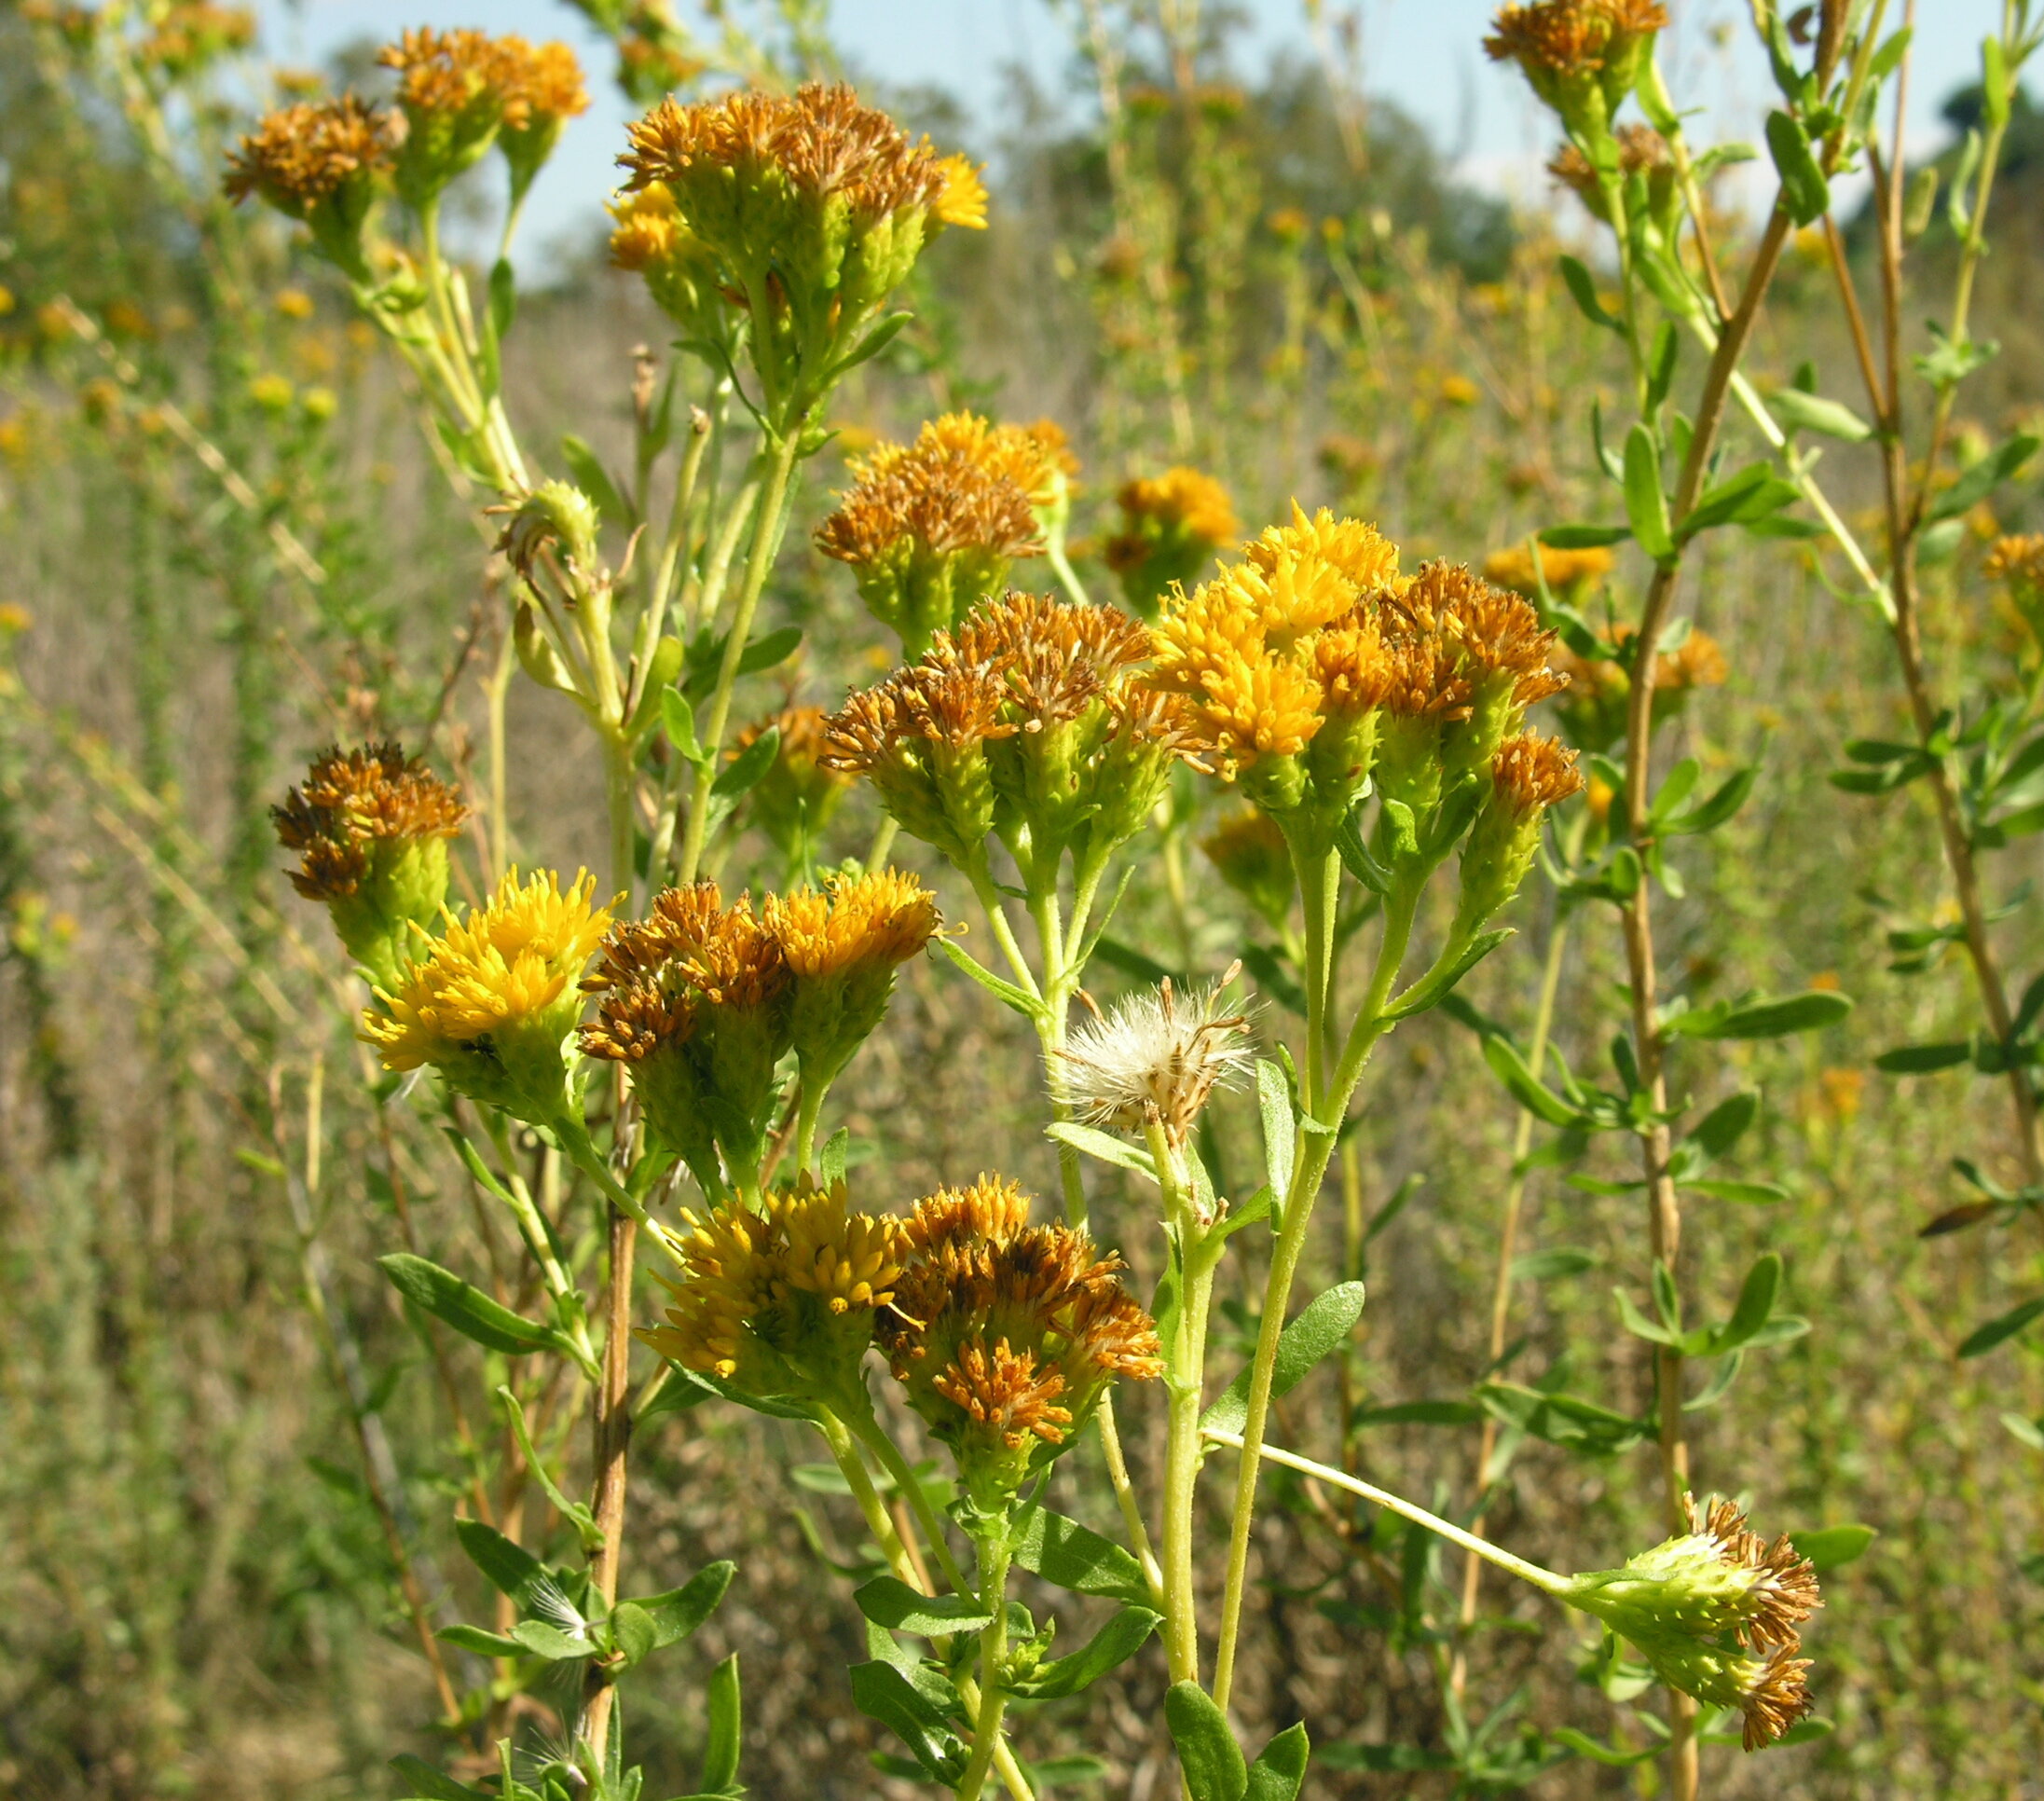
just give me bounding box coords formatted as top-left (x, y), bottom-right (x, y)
top-left (1548, 124), bottom-right (1677, 229)
top-left (139, 4), bottom-right (255, 78)
top-left (1551, 623), bottom-right (1727, 750)
top-left (272, 742), bottom-right (466, 990)
top-left (825, 592), bottom-right (1207, 871)
top-left (1483, 541), bottom-right (1615, 603)
top-left (763, 869), bottom-right (940, 1091)
top-left (363, 868), bottom-right (610, 1121)
top-left (619, 85), bottom-right (981, 398)
top-left (1987, 533), bottom-right (2044, 643)
top-left (641, 1175), bottom-right (909, 1407)
top-left (377, 28), bottom-right (511, 201)
top-left (1563, 1493), bottom-right (1821, 1751)
top-left (491, 37), bottom-right (590, 195)
top-left (816, 442), bottom-right (1043, 656)
top-left (734, 705), bottom-right (855, 863)
top-left (608, 181), bottom-right (724, 334)
top-left (1059, 972), bottom-right (1253, 1148)
top-left (581, 882), bottom-right (793, 1193)
top-left (1200, 807), bottom-right (1296, 931)
top-left (1104, 467), bottom-right (1241, 616)
top-left (880, 1185), bottom-right (1162, 1507)
top-left (224, 96), bottom-right (395, 275)
top-left (1485, 0), bottom-right (1669, 132)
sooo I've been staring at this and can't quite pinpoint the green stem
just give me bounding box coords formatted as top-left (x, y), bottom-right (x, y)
top-left (1201, 1429), bottom-right (1568, 1598)
top-left (555, 1116), bottom-right (651, 1228)
top-left (602, 728), bottom-right (637, 915)
top-left (1047, 539), bottom-right (1093, 610)
top-left (1290, 839), bottom-right (1338, 1109)
top-left (1150, 1120), bottom-right (1215, 1685)
top-left (817, 1409), bottom-right (921, 1587)
top-left (677, 429), bottom-right (806, 883)
top-left (792, 1073), bottom-right (828, 1181)
top-left (850, 1410), bottom-right (973, 1596)
top-left (954, 1532), bottom-right (1015, 1801)
top-left (1211, 875), bottom-right (1419, 1708)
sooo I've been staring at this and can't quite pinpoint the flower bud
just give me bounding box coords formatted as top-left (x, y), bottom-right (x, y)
top-left (1452, 734), bottom-right (1583, 934)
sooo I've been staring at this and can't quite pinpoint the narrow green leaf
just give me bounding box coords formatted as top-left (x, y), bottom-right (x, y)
top-left (1765, 109), bottom-right (1831, 225)
top-left (1482, 1033), bottom-right (1588, 1127)
top-left (1384, 928), bottom-right (1511, 1020)
top-left (436, 1623), bottom-right (525, 1657)
top-left (1047, 1120), bottom-right (1158, 1180)
top-left (700, 1654), bottom-right (742, 1794)
top-left (847, 1661), bottom-right (967, 1784)
top-left (385, 1253), bottom-right (557, 1356)
top-left (1667, 990), bottom-right (1853, 1040)
top-left (610, 1600), bottom-right (658, 1667)
top-left (1957, 1295), bottom-right (2044, 1357)
top-left (1623, 423), bottom-right (1674, 561)
top-left (511, 1617), bottom-right (592, 1661)
top-left (936, 936), bottom-right (1040, 1017)
top-left (1875, 1041), bottom-right (1972, 1073)
top-left (1541, 522), bottom-right (1632, 549)
top-left (711, 725), bottom-right (778, 802)
top-left (1202, 1281), bottom-right (1366, 1437)
top-left (1011, 1607), bottom-right (1160, 1699)
top-left (1558, 254), bottom-right (1623, 332)
top-left (1243, 1723), bottom-right (1311, 1801)
top-left (389, 1754), bottom-right (490, 1801)
top-left (632, 1560), bottom-right (734, 1648)
top-left (453, 1518), bottom-right (547, 1607)
top-left (1686, 1090), bottom-right (1759, 1158)
top-left (1768, 387), bottom-right (1873, 441)
top-left (1257, 1059), bottom-right (1295, 1203)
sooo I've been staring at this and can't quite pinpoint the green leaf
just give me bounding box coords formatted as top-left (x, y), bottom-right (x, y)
top-left (1676, 463), bottom-right (1801, 542)
top-left (1875, 1041), bottom-right (1972, 1073)
top-left (1240, 942), bottom-right (1306, 1015)
top-left (1558, 254), bottom-right (1622, 332)
top-left (1166, 1681), bottom-right (1248, 1801)
top-left (1092, 935), bottom-right (1178, 984)
top-left (390, 1754), bottom-right (490, 1801)
top-left (631, 1560), bottom-right (734, 1648)
top-left (1549, 1728), bottom-right (1663, 1768)
top-left (1765, 109), bottom-right (1831, 225)
top-left (1384, 928), bottom-right (1511, 1021)
top-left (1790, 1524), bottom-right (1877, 1572)
top-left (847, 1661), bottom-right (967, 1784)
top-left (453, 1518), bottom-right (547, 1608)
top-left (1694, 1253), bottom-right (1780, 1355)
top-left (1009, 1504), bottom-right (1154, 1604)
top-left (1202, 1281), bottom-right (1366, 1437)
top-left (1257, 1059), bottom-right (1296, 1203)
top-left (1482, 1033), bottom-right (1588, 1127)
top-left (700, 1654), bottom-right (742, 1794)
top-left (378, 1253), bottom-right (559, 1357)
top-left (1011, 1607), bottom-right (1160, 1700)
top-left (559, 434), bottom-right (629, 528)
top-left (436, 1623), bottom-right (525, 1657)
top-left (511, 1617), bottom-right (592, 1661)
top-left (1513, 1248), bottom-right (1597, 1283)
top-left (1351, 1398), bottom-right (1483, 1427)
top-left (610, 1600), bottom-right (658, 1668)
top-left (662, 687), bottom-right (706, 764)
top-left (853, 1576), bottom-right (994, 1639)
top-left (1768, 387), bottom-right (1873, 441)
top-left (1686, 1090), bottom-right (1759, 1158)
top-left (1047, 1120), bottom-right (1158, 1180)
top-left (1541, 522), bottom-right (1632, 549)
top-left (1957, 1295), bottom-right (2044, 1357)
top-left (1682, 1178), bottom-right (1790, 1203)
top-left (1666, 990), bottom-right (1853, 1040)
top-left (1244, 1723), bottom-right (1310, 1801)
top-left (1982, 33), bottom-right (2011, 129)
top-left (936, 936), bottom-right (1040, 1018)
top-left (1475, 1382), bottom-right (1651, 1453)
top-left (1623, 424), bottom-right (1674, 562)
top-left (1928, 433), bottom-right (2037, 522)
top-left (711, 726), bottom-right (778, 806)
top-left (820, 1127), bottom-right (851, 1187)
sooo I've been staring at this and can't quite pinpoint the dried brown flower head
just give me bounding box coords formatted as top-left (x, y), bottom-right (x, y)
top-left (1490, 732), bottom-right (1585, 817)
top-left (224, 95), bottom-right (395, 217)
top-left (817, 453), bottom-right (1042, 566)
top-left (271, 741), bottom-right (466, 901)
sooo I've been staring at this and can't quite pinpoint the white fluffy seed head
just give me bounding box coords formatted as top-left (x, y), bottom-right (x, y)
top-left (1056, 968), bottom-right (1254, 1146)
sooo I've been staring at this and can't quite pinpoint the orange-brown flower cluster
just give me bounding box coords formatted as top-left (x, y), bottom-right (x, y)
top-left (1483, 541), bottom-right (1616, 601)
top-left (271, 741), bottom-right (466, 904)
top-left (1153, 506), bottom-right (1571, 844)
top-left (1547, 123), bottom-right (1675, 226)
top-left (823, 592), bottom-right (1210, 873)
top-left (878, 1178), bottom-right (1161, 1504)
top-left (375, 28), bottom-right (585, 199)
top-left (621, 83), bottom-right (982, 228)
top-left (139, 4), bottom-right (255, 76)
top-left (1562, 1492), bottom-right (1819, 1752)
top-left (1484, 0), bottom-right (1668, 129)
top-left (1551, 623), bottom-right (1727, 750)
top-left (581, 872), bottom-right (938, 1189)
top-left (1104, 466), bottom-right (1241, 615)
top-left (224, 95), bottom-right (395, 217)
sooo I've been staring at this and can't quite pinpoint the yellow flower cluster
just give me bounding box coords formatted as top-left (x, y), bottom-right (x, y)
top-left (1104, 466), bottom-right (1241, 615)
top-left (362, 868), bottom-right (610, 1120)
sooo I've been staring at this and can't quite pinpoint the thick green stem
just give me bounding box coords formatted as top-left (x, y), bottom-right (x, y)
top-left (1211, 876), bottom-right (1418, 1708)
top-left (817, 1409), bottom-right (921, 1587)
top-left (954, 1533), bottom-right (1014, 1801)
top-left (849, 1410), bottom-right (973, 1596)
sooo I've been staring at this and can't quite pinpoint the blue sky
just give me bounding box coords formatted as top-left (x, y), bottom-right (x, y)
top-left (257, 0), bottom-right (2009, 266)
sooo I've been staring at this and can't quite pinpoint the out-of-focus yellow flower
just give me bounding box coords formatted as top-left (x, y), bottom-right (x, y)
top-left (1104, 466), bottom-right (1241, 617)
top-left (248, 373), bottom-right (295, 413)
top-left (274, 287), bottom-right (315, 321)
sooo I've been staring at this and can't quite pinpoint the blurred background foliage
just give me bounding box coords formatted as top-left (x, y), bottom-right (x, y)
top-left (1, 1), bottom-right (2041, 1796)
